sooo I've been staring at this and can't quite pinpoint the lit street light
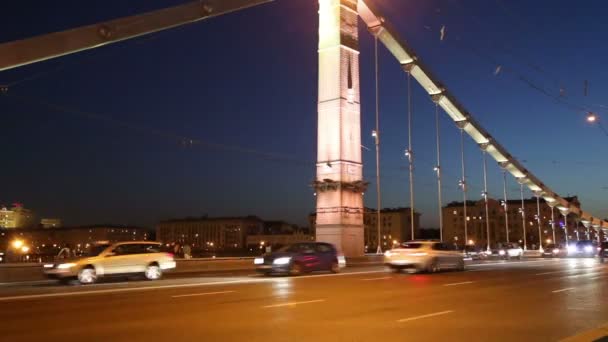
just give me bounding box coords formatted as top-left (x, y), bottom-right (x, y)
top-left (587, 112), bottom-right (597, 123)
top-left (21, 246), bottom-right (30, 253)
top-left (12, 239), bottom-right (24, 249)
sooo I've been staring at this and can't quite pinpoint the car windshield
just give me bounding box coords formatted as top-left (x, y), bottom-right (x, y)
top-left (399, 243), bottom-right (423, 249)
top-left (546, 243), bottom-right (556, 249)
top-left (82, 244), bottom-right (110, 257)
top-left (277, 244), bottom-right (309, 253)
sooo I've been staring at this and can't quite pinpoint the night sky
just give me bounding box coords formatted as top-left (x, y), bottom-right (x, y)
top-left (1, 0), bottom-right (607, 229)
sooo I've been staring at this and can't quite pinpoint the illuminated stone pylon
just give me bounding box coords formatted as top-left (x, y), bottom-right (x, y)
top-left (315, 0), bottom-right (365, 257)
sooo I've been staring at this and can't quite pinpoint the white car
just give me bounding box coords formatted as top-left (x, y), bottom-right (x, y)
top-left (44, 241), bottom-right (176, 284)
top-left (384, 241), bottom-right (465, 273)
top-left (497, 243), bottom-right (523, 260)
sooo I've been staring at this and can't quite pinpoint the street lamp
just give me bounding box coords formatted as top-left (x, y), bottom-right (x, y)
top-left (587, 112), bottom-right (597, 123)
top-left (11, 239), bottom-right (24, 249)
top-left (20, 246), bottom-right (30, 253)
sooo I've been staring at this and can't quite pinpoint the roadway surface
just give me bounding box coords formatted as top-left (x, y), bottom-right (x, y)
top-left (0, 258), bottom-right (606, 341)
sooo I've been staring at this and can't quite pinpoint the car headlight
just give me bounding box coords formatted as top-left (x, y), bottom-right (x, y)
top-left (384, 251), bottom-right (392, 257)
top-left (567, 245), bottom-right (577, 254)
top-left (552, 248), bottom-right (559, 254)
top-left (498, 250), bottom-right (506, 255)
top-left (254, 257), bottom-right (264, 265)
top-left (57, 263), bottom-right (76, 269)
top-left (273, 257), bottom-right (291, 265)
top-left (584, 246), bottom-right (593, 253)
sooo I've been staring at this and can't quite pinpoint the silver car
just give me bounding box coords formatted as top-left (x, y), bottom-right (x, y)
top-left (384, 241), bottom-right (465, 273)
top-left (44, 241), bottom-right (176, 284)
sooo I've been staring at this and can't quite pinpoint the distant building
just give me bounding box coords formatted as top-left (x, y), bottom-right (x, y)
top-left (156, 216), bottom-right (265, 250)
top-left (40, 218), bottom-right (62, 229)
top-left (246, 233), bottom-right (315, 250)
top-left (0, 204), bottom-right (36, 228)
top-left (310, 207), bottom-right (421, 253)
top-left (443, 196), bottom-right (582, 249)
top-left (0, 225), bottom-right (150, 260)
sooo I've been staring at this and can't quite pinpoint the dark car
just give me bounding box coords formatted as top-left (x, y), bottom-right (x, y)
top-left (568, 240), bottom-right (598, 257)
top-left (254, 242), bottom-right (342, 276)
top-left (599, 242), bottom-right (608, 262)
top-left (463, 245), bottom-right (487, 260)
top-left (542, 243), bottom-right (567, 258)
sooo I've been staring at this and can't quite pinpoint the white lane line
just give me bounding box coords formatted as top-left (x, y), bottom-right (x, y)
top-left (536, 270), bottom-right (570, 276)
top-left (0, 270), bottom-right (386, 302)
top-left (171, 290), bottom-right (235, 298)
top-left (589, 274), bottom-right (608, 281)
top-left (443, 281), bottom-right (474, 287)
top-left (552, 287), bottom-right (575, 293)
top-left (262, 299), bottom-right (325, 309)
top-left (0, 279), bottom-right (269, 302)
top-left (361, 276), bottom-right (392, 281)
top-left (397, 310), bottom-right (454, 323)
top-left (467, 259), bottom-right (560, 267)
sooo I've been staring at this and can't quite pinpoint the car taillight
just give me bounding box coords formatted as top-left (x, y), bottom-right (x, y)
top-left (166, 253), bottom-right (174, 258)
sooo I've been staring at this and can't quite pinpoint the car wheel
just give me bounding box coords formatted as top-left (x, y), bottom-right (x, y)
top-left (78, 266), bottom-right (97, 285)
top-left (427, 258), bottom-right (439, 273)
top-left (457, 259), bottom-right (465, 271)
top-left (289, 263), bottom-right (303, 276)
top-left (144, 263), bottom-right (162, 280)
top-left (330, 261), bottom-right (340, 273)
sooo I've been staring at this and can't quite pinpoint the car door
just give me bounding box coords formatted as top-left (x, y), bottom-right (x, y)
top-left (103, 244), bottom-right (137, 275)
top-left (299, 243), bottom-right (321, 271)
top-left (438, 243), bottom-right (458, 268)
top-left (315, 243), bottom-right (335, 270)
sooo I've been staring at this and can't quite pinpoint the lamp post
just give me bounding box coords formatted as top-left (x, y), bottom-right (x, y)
top-left (434, 104), bottom-right (443, 241)
top-left (406, 71), bottom-right (415, 241)
top-left (373, 129), bottom-right (381, 254)
top-left (501, 168), bottom-right (510, 243)
top-left (373, 36), bottom-right (382, 254)
top-left (550, 206), bottom-right (556, 246)
top-left (457, 124), bottom-right (468, 248)
top-left (481, 147), bottom-right (491, 252)
top-left (559, 208), bottom-right (570, 246)
top-left (518, 180), bottom-right (527, 250)
top-left (534, 191), bottom-right (543, 252)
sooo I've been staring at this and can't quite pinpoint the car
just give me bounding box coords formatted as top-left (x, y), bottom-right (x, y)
top-left (542, 243), bottom-right (567, 258)
top-left (496, 242), bottom-right (523, 260)
top-left (463, 245), bottom-right (487, 260)
top-left (599, 242), bottom-right (608, 262)
top-left (44, 241), bottom-right (176, 284)
top-left (254, 242), bottom-right (343, 276)
top-left (566, 240), bottom-right (598, 257)
top-left (384, 241), bottom-right (465, 273)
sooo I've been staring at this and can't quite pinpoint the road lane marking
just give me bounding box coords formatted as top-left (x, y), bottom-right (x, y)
top-left (443, 281), bottom-right (474, 287)
top-left (0, 279), bottom-right (270, 302)
top-left (467, 259), bottom-right (560, 267)
top-left (552, 287), bottom-right (575, 293)
top-left (361, 276), bottom-right (392, 281)
top-left (0, 270), bottom-right (386, 302)
top-left (262, 299), bottom-right (325, 308)
top-left (536, 270), bottom-right (570, 275)
top-left (171, 290), bottom-right (235, 298)
top-left (397, 310), bottom-right (454, 323)
top-left (589, 274), bottom-right (608, 280)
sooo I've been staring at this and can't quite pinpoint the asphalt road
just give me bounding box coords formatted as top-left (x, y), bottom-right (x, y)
top-left (0, 258), bottom-right (606, 341)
